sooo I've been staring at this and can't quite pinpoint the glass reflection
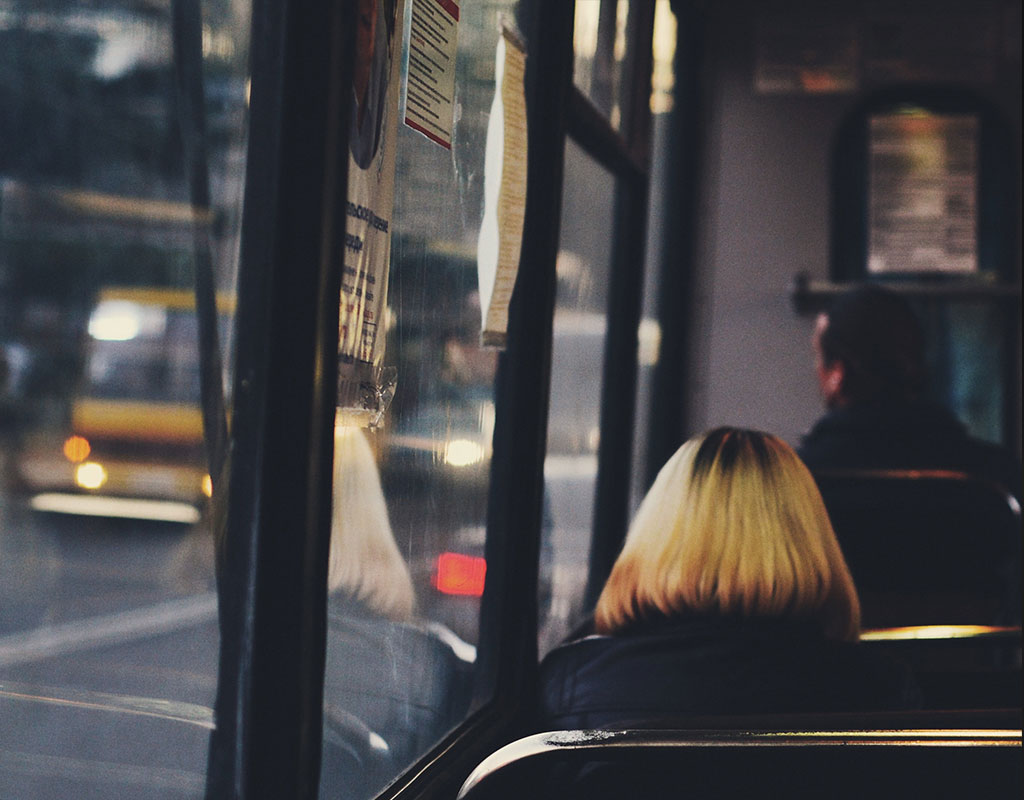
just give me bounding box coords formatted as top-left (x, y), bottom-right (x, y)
top-left (321, 426), bottom-right (474, 798)
top-left (319, 1), bottom-right (514, 795)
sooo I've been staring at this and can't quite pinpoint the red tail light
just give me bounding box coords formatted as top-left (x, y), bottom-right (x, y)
top-left (433, 552), bottom-right (486, 597)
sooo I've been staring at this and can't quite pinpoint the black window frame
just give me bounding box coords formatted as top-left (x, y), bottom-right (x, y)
top-left (206, 0), bottom-right (351, 796)
top-left (204, 1), bottom-right (663, 797)
top-left (563, 1), bottom-right (658, 609)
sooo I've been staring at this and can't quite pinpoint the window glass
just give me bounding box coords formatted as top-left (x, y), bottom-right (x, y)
top-left (319, 2), bottom-right (516, 797)
top-left (537, 140), bottom-right (615, 657)
top-left (920, 299), bottom-right (1006, 445)
top-left (0, 1), bottom-right (248, 797)
top-left (649, 0), bottom-right (676, 116)
top-left (630, 323), bottom-right (661, 518)
top-left (576, 1), bottom-right (675, 130)
top-left (573, 0), bottom-right (630, 129)
top-left (832, 95), bottom-right (1017, 449)
top-left (630, 2), bottom-right (677, 510)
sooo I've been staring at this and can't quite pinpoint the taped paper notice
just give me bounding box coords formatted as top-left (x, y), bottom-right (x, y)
top-left (338, 0), bottom-right (407, 427)
top-left (404, 0), bottom-right (459, 148)
top-left (476, 24), bottom-right (527, 349)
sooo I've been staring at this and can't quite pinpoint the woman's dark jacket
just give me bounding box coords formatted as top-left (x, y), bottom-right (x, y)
top-left (538, 616), bottom-right (920, 729)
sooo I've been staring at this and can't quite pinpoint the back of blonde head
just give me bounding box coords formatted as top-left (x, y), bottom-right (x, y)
top-left (595, 428), bottom-right (860, 640)
top-left (329, 425), bottom-right (416, 622)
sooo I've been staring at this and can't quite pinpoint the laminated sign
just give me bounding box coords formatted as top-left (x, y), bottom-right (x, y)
top-left (338, 0), bottom-right (407, 426)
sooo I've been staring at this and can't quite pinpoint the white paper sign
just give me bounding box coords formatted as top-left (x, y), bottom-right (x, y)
top-left (476, 25), bottom-right (527, 348)
top-left (404, 0), bottom-right (459, 149)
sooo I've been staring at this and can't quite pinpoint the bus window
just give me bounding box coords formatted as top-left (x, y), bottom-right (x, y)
top-left (318, 3), bottom-right (515, 796)
top-left (0, 1), bottom-right (248, 796)
top-left (573, 1), bottom-right (631, 129)
top-left (537, 140), bottom-right (616, 657)
top-left (536, 0), bottom-right (659, 657)
top-left (830, 92), bottom-right (1019, 447)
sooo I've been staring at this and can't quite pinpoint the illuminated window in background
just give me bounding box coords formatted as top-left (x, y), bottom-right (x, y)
top-left (832, 88), bottom-right (1017, 448)
top-left (574, 1), bottom-right (677, 124)
top-left (865, 109), bottom-right (1004, 445)
top-left (650, 0), bottom-right (676, 114)
top-left (573, 0), bottom-right (630, 128)
top-left (868, 111), bottom-right (978, 275)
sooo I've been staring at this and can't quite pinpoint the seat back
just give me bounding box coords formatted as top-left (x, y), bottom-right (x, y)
top-left (458, 718), bottom-right (1022, 800)
top-left (812, 470), bottom-right (1022, 626)
top-left (860, 625), bottom-right (1022, 708)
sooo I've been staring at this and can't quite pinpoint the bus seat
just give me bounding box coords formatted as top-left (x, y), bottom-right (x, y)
top-left (458, 717), bottom-right (1022, 800)
top-left (860, 624), bottom-right (1021, 709)
top-left (812, 470), bottom-right (1022, 627)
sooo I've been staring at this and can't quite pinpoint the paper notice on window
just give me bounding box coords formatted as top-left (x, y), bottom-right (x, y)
top-left (476, 25), bottom-right (527, 349)
top-left (338, 0), bottom-right (406, 427)
top-left (404, 0), bottom-right (459, 149)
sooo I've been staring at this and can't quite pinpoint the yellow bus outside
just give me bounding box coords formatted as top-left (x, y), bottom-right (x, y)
top-left (15, 287), bottom-right (233, 524)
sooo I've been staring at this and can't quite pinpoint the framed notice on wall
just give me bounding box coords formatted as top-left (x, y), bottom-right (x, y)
top-left (867, 111), bottom-right (979, 275)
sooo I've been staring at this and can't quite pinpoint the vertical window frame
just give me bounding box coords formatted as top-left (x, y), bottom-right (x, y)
top-left (206, 0), bottom-right (353, 797)
top-left (562, 2), bottom-right (658, 608)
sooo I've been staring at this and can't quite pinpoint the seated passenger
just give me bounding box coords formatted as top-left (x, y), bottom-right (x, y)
top-left (539, 428), bottom-right (920, 729)
top-left (799, 285), bottom-right (1021, 501)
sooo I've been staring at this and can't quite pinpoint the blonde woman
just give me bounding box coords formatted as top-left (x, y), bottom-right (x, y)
top-left (540, 428), bottom-right (919, 728)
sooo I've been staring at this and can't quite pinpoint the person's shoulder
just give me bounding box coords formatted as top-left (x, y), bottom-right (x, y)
top-left (538, 618), bottom-right (707, 687)
top-left (796, 406), bottom-right (872, 468)
top-left (799, 401), bottom-right (1021, 494)
top-left (541, 633), bottom-right (614, 673)
top-left (814, 638), bottom-right (922, 708)
top-left (930, 412), bottom-right (1021, 499)
top-left (537, 634), bottom-right (615, 720)
top-left (539, 633), bottom-right (610, 694)
top-left (963, 432), bottom-right (1018, 460)
top-left (959, 434), bottom-right (1021, 484)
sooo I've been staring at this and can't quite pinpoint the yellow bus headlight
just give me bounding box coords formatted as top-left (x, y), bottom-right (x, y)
top-left (63, 435), bottom-right (91, 463)
top-left (75, 462), bottom-right (108, 490)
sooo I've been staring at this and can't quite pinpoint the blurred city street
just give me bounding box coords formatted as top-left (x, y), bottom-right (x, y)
top-left (0, 491), bottom-right (219, 707)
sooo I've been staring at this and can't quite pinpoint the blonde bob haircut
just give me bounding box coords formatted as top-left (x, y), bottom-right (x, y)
top-left (595, 428), bottom-right (860, 641)
top-left (328, 424), bottom-right (416, 622)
